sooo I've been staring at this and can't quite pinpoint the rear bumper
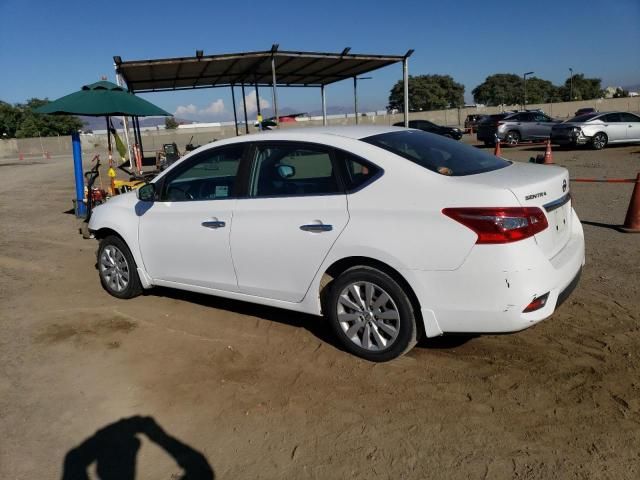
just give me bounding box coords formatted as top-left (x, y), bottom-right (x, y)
top-left (477, 129), bottom-right (498, 142)
top-left (403, 209), bottom-right (585, 336)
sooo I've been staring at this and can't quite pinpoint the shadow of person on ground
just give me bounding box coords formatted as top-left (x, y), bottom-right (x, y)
top-left (61, 416), bottom-right (214, 480)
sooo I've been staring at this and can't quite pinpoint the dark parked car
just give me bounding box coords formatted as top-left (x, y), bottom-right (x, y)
top-left (476, 111), bottom-right (561, 146)
top-left (394, 120), bottom-right (463, 140)
top-left (574, 107), bottom-right (597, 117)
top-left (464, 114), bottom-right (485, 131)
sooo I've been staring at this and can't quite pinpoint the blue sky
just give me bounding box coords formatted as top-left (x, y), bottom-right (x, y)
top-left (1, 0), bottom-right (638, 121)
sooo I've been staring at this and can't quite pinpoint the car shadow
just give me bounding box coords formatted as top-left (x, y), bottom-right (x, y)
top-left (149, 286), bottom-right (340, 350)
top-left (61, 416), bottom-right (214, 480)
top-left (147, 287), bottom-right (477, 354)
top-left (418, 334), bottom-right (477, 349)
top-left (581, 220), bottom-right (625, 232)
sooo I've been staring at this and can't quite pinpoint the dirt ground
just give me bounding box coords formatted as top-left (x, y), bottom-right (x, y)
top-left (1, 138), bottom-right (639, 479)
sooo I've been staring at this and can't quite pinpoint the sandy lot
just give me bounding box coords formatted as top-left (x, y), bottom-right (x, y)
top-left (1, 139), bottom-right (639, 479)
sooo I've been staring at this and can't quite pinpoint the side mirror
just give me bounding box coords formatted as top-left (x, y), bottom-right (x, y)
top-left (276, 164), bottom-right (295, 179)
top-left (136, 183), bottom-right (156, 202)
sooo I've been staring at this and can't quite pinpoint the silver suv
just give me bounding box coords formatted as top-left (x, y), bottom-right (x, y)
top-left (477, 111), bottom-right (561, 146)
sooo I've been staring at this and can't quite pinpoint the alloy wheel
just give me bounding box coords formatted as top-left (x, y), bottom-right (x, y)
top-left (99, 245), bottom-right (130, 293)
top-left (336, 281), bottom-right (401, 351)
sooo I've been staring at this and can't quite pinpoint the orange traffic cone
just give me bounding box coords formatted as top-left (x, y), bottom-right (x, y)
top-left (621, 173), bottom-right (640, 233)
top-left (494, 139), bottom-right (502, 157)
top-left (543, 139), bottom-right (554, 164)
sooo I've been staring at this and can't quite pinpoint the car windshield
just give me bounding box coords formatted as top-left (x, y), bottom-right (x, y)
top-left (567, 113), bottom-right (601, 122)
top-left (362, 130), bottom-right (510, 177)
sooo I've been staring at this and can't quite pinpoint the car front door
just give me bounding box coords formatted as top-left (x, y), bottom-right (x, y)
top-left (620, 112), bottom-right (640, 140)
top-left (601, 113), bottom-right (626, 142)
top-left (532, 112), bottom-right (555, 139)
top-left (138, 144), bottom-right (247, 291)
top-left (230, 142), bottom-right (349, 302)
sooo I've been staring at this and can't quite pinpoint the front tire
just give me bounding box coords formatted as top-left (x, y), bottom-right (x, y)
top-left (326, 267), bottom-right (417, 362)
top-left (97, 235), bottom-right (143, 299)
top-left (591, 132), bottom-right (608, 150)
top-left (505, 130), bottom-right (520, 145)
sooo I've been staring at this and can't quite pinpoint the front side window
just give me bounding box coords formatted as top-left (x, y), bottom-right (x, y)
top-left (162, 145), bottom-right (244, 201)
top-left (620, 112), bottom-right (640, 123)
top-left (603, 113), bottom-right (622, 123)
top-left (249, 143), bottom-right (341, 197)
top-left (362, 130), bottom-right (510, 177)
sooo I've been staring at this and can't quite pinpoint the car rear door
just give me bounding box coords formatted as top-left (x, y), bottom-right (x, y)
top-left (620, 112), bottom-right (640, 140)
top-left (138, 144), bottom-right (247, 291)
top-left (230, 141), bottom-right (349, 302)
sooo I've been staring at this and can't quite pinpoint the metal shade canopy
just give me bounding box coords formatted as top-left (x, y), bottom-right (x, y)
top-left (114, 49), bottom-right (408, 92)
top-left (35, 80), bottom-right (170, 117)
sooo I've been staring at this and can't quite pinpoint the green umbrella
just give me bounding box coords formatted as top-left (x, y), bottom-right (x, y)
top-left (35, 80), bottom-right (170, 117)
top-left (36, 80), bottom-right (170, 172)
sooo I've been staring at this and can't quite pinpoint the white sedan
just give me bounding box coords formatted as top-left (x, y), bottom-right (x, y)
top-left (89, 126), bottom-right (585, 361)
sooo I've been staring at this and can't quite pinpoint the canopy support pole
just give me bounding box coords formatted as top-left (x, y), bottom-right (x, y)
top-left (241, 83), bottom-right (249, 134)
top-left (403, 55), bottom-right (410, 127)
top-left (254, 78), bottom-right (261, 131)
top-left (230, 85), bottom-right (239, 136)
top-left (271, 56), bottom-right (279, 127)
top-left (114, 70), bottom-right (133, 166)
top-left (133, 116), bottom-right (144, 161)
top-left (353, 77), bottom-right (359, 125)
top-left (321, 85), bottom-right (327, 126)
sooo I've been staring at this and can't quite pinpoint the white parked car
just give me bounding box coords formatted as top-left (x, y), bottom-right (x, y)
top-left (551, 111), bottom-right (640, 149)
top-left (89, 126), bottom-right (585, 361)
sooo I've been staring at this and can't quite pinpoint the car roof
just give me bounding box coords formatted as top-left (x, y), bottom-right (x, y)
top-left (220, 125), bottom-right (405, 143)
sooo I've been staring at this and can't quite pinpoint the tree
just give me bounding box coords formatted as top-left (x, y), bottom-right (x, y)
top-left (472, 74), bottom-right (523, 106)
top-left (388, 74), bottom-right (465, 112)
top-left (523, 78), bottom-right (562, 104)
top-left (0, 101), bottom-right (21, 138)
top-left (559, 74), bottom-right (603, 101)
top-left (165, 117), bottom-right (179, 129)
top-left (0, 98), bottom-right (83, 138)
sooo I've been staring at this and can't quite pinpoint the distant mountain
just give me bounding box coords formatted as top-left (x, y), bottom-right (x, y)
top-left (622, 83), bottom-right (640, 92)
top-left (78, 115), bottom-right (187, 131)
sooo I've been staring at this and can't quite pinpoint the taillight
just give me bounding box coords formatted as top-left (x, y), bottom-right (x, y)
top-left (523, 292), bottom-right (550, 312)
top-left (442, 207), bottom-right (548, 244)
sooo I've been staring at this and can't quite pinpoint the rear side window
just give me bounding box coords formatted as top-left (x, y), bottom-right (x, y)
top-left (249, 143), bottom-right (341, 197)
top-left (336, 151), bottom-right (381, 191)
top-left (362, 130), bottom-right (510, 177)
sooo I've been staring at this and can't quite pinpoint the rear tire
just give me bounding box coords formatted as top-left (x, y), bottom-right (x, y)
top-left (97, 235), bottom-right (143, 299)
top-left (591, 132), bottom-right (608, 150)
top-left (326, 267), bottom-right (417, 362)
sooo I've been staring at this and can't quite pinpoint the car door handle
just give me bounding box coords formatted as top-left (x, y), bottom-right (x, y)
top-left (300, 224), bottom-right (333, 232)
top-left (201, 220), bottom-right (226, 229)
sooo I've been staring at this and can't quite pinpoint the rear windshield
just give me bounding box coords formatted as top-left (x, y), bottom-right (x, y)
top-left (362, 130), bottom-right (510, 177)
top-left (567, 113), bottom-right (601, 122)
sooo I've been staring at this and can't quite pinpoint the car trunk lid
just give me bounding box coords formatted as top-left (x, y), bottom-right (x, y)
top-left (463, 162), bottom-right (572, 259)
